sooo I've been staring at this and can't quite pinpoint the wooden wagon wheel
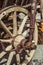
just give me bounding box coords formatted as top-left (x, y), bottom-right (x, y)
top-left (0, 6), bottom-right (38, 65)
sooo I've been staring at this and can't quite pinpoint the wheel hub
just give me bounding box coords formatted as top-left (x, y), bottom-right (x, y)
top-left (13, 35), bottom-right (25, 48)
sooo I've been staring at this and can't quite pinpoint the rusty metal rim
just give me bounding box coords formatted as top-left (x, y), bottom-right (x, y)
top-left (0, 5), bottom-right (30, 14)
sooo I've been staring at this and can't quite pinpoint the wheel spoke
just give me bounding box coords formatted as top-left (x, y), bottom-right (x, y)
top-left (0, 20), bottom-right (13, 37)
top-left (16, 54), bottom-right (20, 65)
top-left (0, 51), bottom-right (6, 59)
top-left (18, 15), bottom-right (28, 34)
top-left (23, 3), bottom-right (31, 8)
top-left (0, 39), bottom-right (12, 43)
top-left (6, 52), bottom-right (16, 65)
top-left (26, 0), bottom-right (28, 4)
top-left (13, 11), bottom-right (17, 36)
top-left (15, 0), bottom-right (18, 4)
top-left (0, 45), bottom-right (12, 58)
top-left (22, 29), bottom-right (30, 37)
top-left (21, 0), bottom-right (24, 6)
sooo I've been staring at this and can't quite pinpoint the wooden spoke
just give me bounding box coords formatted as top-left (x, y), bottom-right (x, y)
top-left (26, 0), bottom-right (28, 4)
top-left (22, 29), bottom-right (30, 37)
top-left (0, 20), bottom-right (13, 37)
top-left (0, 51), bottom-right (7, 59)
top-left (18, 15), bottom-right (28, 34)
top-left (23, 3), bottom-right (31, 8)
top-left (16, 54), bottom-right (20, 65)
top-left (6, 52), bottom-right (16, 65)
top-left (21, 0), bottom-right (24, 6)
top-left (13, 11), bottom-right (17, 36)
top-left (15, 0), bottom-right (18, 4)
top-left (2, 0), bottom-right (8, 8)
top-left (0, 45), bottom-right (12, 58)
top-left (0, 39), bottom-right (12, 43)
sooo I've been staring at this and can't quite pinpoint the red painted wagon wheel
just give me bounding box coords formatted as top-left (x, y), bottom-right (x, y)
top-left (0, 5), bottom-right (38, 65)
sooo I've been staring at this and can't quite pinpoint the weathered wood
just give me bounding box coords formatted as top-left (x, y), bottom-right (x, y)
top-left (41, 0), bottom-right (43, 9)
top-left (6, 51), bottom-right (16, 65)
top-left (2, 0), bottom-right (8, 8)
top-left (0, 45), bottom-right (12, 58)
top-left (0, 39), bottom-right (12, 43)
top-left (18, 15), bottom-right (28, 34)
top-left (0, 20), bottom-right (13, 37)
top-left (13, 11), bottom-right (17, 36)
